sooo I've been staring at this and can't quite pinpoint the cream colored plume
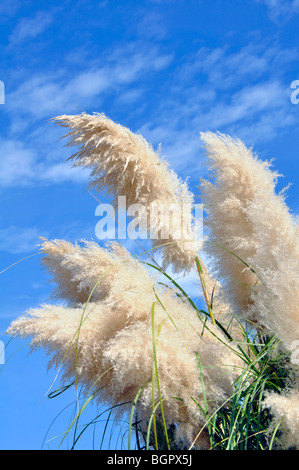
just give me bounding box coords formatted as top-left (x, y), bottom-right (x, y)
top-left (200, 132), bottom-right (299, 351)
top-left (53, 113), bottom-right (202, 272)
top-left (6, 240), bottom-right (243, 449)
top-left (39, 237), bottom-right (153, 306)
top-left (263, 391), bottom-right (299, 449)
top-left (39, 236), bottom-right (231, 330)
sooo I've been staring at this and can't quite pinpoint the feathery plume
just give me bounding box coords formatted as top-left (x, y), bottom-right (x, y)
top-left (52, 113), bottom-right (202, 272)
top-left (39, 238), bottom-right (153, 306)
top-left (200, 132), bottom-right (299, 350)
top-left (40, 236), bottom-right (233, 331)
top-left (263, 391), bottom-right (299, 449)
top-left (7, 241), bottom-right (243, 448)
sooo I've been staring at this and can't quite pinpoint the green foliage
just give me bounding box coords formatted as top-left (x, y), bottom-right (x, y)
top-left (128, 330), bottom-right (291, 451)
top-left (196, 333), bottom-right (290, 450)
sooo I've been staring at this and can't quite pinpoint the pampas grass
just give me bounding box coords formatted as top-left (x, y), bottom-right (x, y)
top-left (200, 131), bottom-right (299, 352)
top-left (52, 113), bottom-right (202, 273)
top-left (7, 240), bottom-right (243, 449)
top-left (5, 114), bottom-right (299, 450)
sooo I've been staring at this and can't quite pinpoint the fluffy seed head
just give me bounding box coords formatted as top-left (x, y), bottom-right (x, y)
top-left (53, 113), bottom-right (202, 272)
top-left (200, 132), bottom-right (299, 350)
top-left (263, 391), bottom-right (299, 449)
top-left (7, 240), bottom-right (244, 448)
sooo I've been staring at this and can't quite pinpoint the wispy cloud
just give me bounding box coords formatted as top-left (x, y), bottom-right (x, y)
top-left (2, 39), bottom-right (298, 189)
top-left (0, 139), bottom-right (36, 187)
top-left (0, 138), bottom-right (88, 188)
top-left (0, 226), bottom-right (44, 254)
top-left (0, 220), bottom-right (96, 255)
top-left (1, 42), bottom-right (173, 188)
top-left (177, 43), bottom-right (298, 92)
top-left (257, 0), bottom-right (299, 21)
top-left (0, 0), bottom-right (21, 18)
top-left (138, 44), bottom-right (299, 176)
top-left (9, 11), bottom-right (54, 46)
top-left (198, 81), bottom-right (288, 129)
top-left (6, 44), bottom-right (173, 120)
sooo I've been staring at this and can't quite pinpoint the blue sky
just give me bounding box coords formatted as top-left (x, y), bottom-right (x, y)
top-left (0, 0), bottom-right (299, 450)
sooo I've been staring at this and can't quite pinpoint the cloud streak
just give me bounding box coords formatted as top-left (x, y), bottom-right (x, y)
top-left (2, 40), bottom-right (299, 188)
top-left (0, 138), bottom-right (88, 187)
top-left (6, 44), bottom-right (173, 119)
top-left (9, 11), bottom-right (54, 46)
top-left (0, 226), bottom-right (44, 254)
top-left (0, 42), bottom-right (173, 187)
top-left (138, 43), bottom-right (299, 176)
top-left (257, 0), bottom-right (299, 21)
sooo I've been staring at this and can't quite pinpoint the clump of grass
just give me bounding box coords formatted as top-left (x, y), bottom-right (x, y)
top-left (193, 334), bottom-right (291, 450)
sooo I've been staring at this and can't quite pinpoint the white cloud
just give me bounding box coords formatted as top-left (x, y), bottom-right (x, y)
top-left (0, 139), bottom-right (36, 187)
top-left (0, 138), bottom-right (88, 188)
top-left (179, 44), bottom-right (298, 92)
top-left (0, 221), bottom-right (95, 256)
top-left (0, 226), bottom-right (45, 254)
top-left (9, 11), bottom-right (53, 46)
top-left (257, 0), bottom-right (299, 20)
top-left (64, 70), bottom-right (110, 99)
top-left (40, 162), bottom-right (89, 184)
top-left (7, 74), bottom-right (79, 119)
top-left (6, 45), bottom-right (173, 119)
top-left (138, 44), bottom-right (299, 176)
top-left (0, 42), bottom-right (175, 188)
top-left (200, 81), bottom-right (287, 129)
top-left (2, 40), bottom-right (298, 189)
